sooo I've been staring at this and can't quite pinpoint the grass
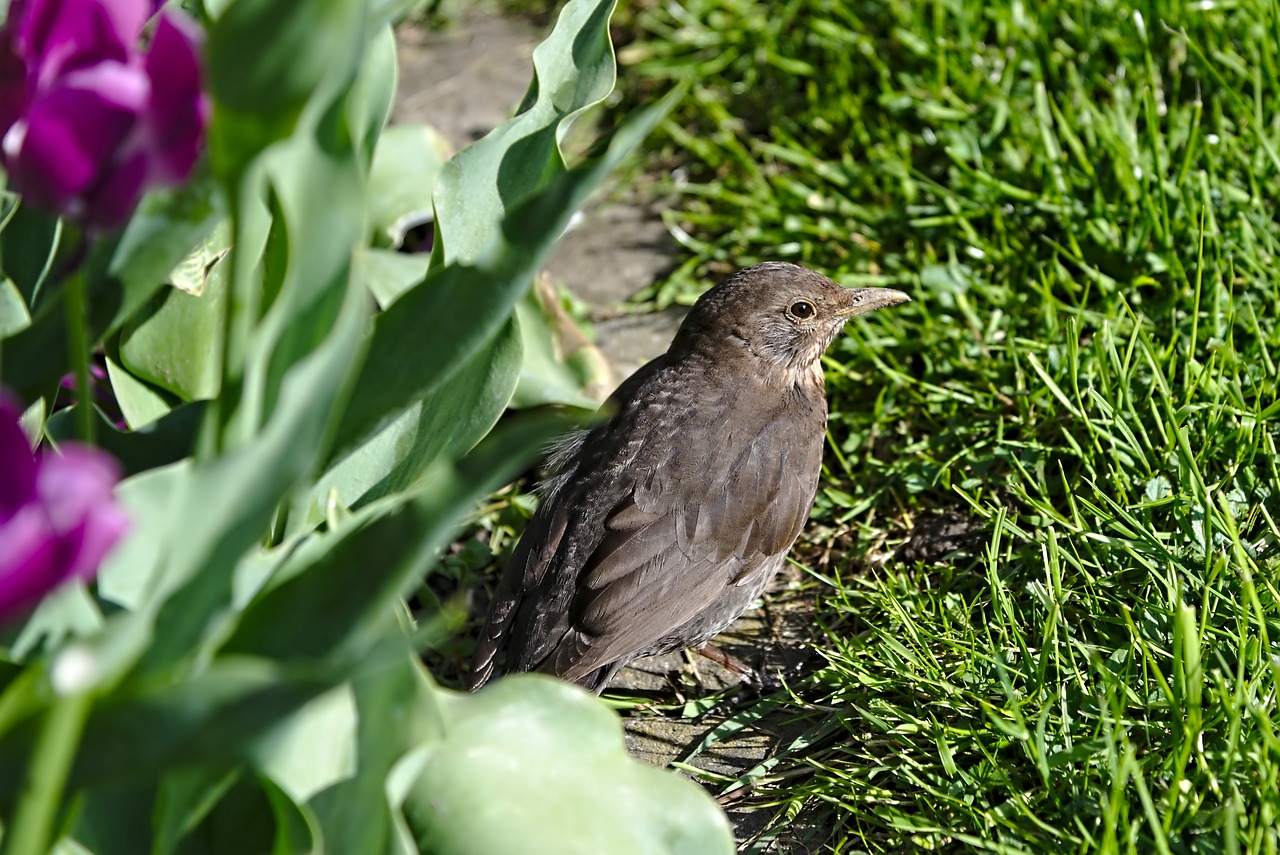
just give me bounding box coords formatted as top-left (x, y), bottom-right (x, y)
top-left (611, 0), bottom-right (1280, 850)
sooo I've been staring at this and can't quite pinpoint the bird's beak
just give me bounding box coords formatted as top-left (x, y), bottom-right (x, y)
top-left (837, 287), bottom-right (912, 318)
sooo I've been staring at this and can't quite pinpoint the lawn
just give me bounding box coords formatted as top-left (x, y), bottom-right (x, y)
top-left (0, 0), bottom-right (1274, 851)
top-left (613, 0), bottom-right (1280, 850)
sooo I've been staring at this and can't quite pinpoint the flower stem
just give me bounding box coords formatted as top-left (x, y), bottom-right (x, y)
top-left (1, 689), bottom-right (92, 855)
top-left (64, 269), bottom-right (95, 445)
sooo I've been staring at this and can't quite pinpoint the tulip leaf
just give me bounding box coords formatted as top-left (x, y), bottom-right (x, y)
top-left (232, 411), bottom-right (565, 661)
top-left (206, 0), bottom-right (365, 163)
top-left (368, 124), bottom-right (450, 247)
top-left (404, 676), bottom-right (736, 855)
top-left (432, 0), bottom-right (619, 267)
top-left (118, 254), bottom-right (228, 402)
top-left (96, 460), bottom-right (189, 611)
top-left (0, 173), bottom-right (223, 403)
top-left (43, 403), bottom-right (204, 478)
top-left (250, 684), bottom-right (357, 804)
top-left (327, 86), bottom-right (682, 467)
top-left (0, 659), bottom-right (334, 804)
top-left (104, 356), bottom-right (172, 430)
top-left (0, 276), bottom-right (31, 337)
top-left (293, 0), bottom-right (660, 525)
top-left (150, 767), bottom-right (241, 855)
top-left (9, 582), bottom-right (103, 661)
top-left (353, 245), bottom-right (430, 309)
top-left (286, 317), bottom-right (521, 533)
top-left (310, 655), bottom-right (434, 855)
top-left (349, 25), bottom-right (399, 164)
top-left (127, 276), bottom-right (367, 675)
top-left (510, 283), bottom-right (611, 410)
top-left (166, 220), bottom-right (231, 296)
top-left (0, 204), bottom-right (61, 312)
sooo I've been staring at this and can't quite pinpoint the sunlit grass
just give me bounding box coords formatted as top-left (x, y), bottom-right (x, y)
top-left (620, 0), bottom-right (1280, 849)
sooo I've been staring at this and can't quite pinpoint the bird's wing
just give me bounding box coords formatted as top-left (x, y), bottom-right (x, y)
top-left (466, 431), bottom-right (583, 691)
top-left (535, 410), bottom-right (823, 682)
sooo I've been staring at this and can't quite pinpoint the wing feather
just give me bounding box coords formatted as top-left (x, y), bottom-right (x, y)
top-left (470, 360), bottom-right (829, 693)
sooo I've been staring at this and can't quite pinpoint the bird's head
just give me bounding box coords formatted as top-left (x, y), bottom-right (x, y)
top-left (673, 262), bottom-right (910, 383)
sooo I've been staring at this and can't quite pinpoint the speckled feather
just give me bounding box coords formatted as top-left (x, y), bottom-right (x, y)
top-left (468, 262), bottom-right (909, 693)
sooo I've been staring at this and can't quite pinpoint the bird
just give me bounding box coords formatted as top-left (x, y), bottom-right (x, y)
top-left (468, 262), bottom-right (910, 694)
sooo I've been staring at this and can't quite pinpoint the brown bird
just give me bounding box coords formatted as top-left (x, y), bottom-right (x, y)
top-left (468, 262), bottom-right (909, 694)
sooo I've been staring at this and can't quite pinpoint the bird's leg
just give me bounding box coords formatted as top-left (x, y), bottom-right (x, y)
top-left (696, 643), bottom-right (753, 675)
top-left (696, 644), bottom-right (783, 691)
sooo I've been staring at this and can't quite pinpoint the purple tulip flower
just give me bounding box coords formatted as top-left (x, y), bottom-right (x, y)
top-left (0, 395), bottom-right (129, 620)
top-left (0, 0), bottom-right (209, 231)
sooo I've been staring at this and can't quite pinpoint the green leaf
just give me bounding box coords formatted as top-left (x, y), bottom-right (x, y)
top-left (130, 276), bottom-right (367, 676)
top-left (9, 583), bottom-right (103, 662)
top-left (43, 402), bottom-right (202, 477)
top-left (103, 356), bottom-right (172, 430)
top-left (367, 124), bottom-right (450, 247)
top-left (206, 0), bottom-right (364, 123)
top-left (328, 87), bottom-right (682, 466)
top-left (353, 246), bottom-right (430, 308)
top-left (310, 657), bottom-right (435, 855)
top-left (211, 102), bottom-right (369, 451)
top-left (150, 767), bottom-right (241, 855)
top-left (300, 6), bottom-right (678, 529)
top-left (0, 204), bottom-right (61, 310)
top-left (510, 284), bottom-right (610, 409)
top-left (250, 684), bottom-right (357, 804)
top-left (96, 461), bottom-right (192, 611)
top-left (0, 173), bottom-right (222, 402)
top-left (118, 253), bottom-right (228, 401)
top-left (404, 676), bottom-right (735, 855)
top-left (287, 317), bottom-right (520, 532)
top-left (231, 410), bottom-right (567, 662)
top-left (166, 220), bottom-right (231, 296)
top-left (0, 659), bottom-right (334, 803)
top-left (105, 171), bottom-right (225, 312)
top-left (432, 0), bottom-right (620, 266)
top-left (348, 25), bottom-right (400, 164)
top-left (0, 276), bottom-right (31, 337)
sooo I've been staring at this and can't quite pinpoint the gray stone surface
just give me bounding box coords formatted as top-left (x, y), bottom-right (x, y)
top-left (393, 15), bottom-right (538, 150)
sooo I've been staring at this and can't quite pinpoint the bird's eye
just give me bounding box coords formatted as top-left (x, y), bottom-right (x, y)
top-left (788, 300), bottom-right (816, 320)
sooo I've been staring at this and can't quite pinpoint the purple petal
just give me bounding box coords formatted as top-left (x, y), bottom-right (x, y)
top-left (82, 145), bottom-right (147, 229)
top-left (0, 39), bottom-right (28, 137)
top-left (57, 361), bottom-right (109, 390)
top-left (0, 504), bottom-right (61, 615)
top-left (59, 59), bottom-right (149, 111)
top-left (141, 12), bottom-right (205, 183)
top-left (5, 0), bottom-right (30, 32)
top-left (1, 0), bottom-right (206, 231)
top-left (33, 444), bottom-right (128, 588)
top-left (60, 491), bottom-right (130, 582)
top-left (36, 445), bottom-right (123, 533)
top-left (17, 0), bottom-right (138, 86)
top-left (0, 432), bottom-right (128, 621)
top-left (4, 64), bottom-right (143, 209)
top-left (94, 0), bottom-right (149, 45)
top-left (0, 395), bottom-right (36, 519)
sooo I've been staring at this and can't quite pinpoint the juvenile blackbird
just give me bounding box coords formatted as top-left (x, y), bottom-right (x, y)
top-left (468, 262), bottom-right (909, 693)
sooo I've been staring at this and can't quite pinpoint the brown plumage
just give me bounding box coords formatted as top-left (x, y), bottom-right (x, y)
top-left (468, 262), bottom-right (910, 694)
